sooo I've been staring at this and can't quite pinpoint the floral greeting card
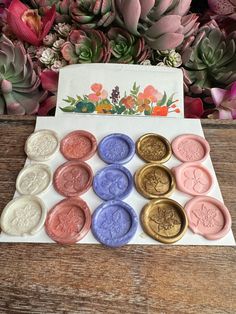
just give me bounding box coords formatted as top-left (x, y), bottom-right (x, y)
top-left (56, 64), bottom-right (184, 117)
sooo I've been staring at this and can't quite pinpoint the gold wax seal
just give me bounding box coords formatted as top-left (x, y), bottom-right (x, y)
top-left (135, 164), bottom-right (175, 199)
top-left (136, 133), bottom-right (172, 163)
top-left (141, 198), bottom-right (188, 244)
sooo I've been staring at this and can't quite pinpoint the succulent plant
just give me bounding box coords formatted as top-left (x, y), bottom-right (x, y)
top-left (153, 49), bottom-right (182, 67)
top-left (70, 0), bottom-right (115, 29)
top-left (30, 0), bottom-right (71, 23)
top-left (182, 21), bottom-right (236, 94)
top-left (115, 0), bottom-right (199, 50)
top-left (107, 27), bottom-right (150, 64)
top-left (0, 35), bottom-right (45, 114)
top-left (61, 29), bottom-right (110, 63)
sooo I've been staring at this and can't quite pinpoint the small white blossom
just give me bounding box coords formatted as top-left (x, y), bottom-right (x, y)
top-left (52, 39), bottom-right (65, 52)
top-left (54, 23), bottom-right (71, 37)
top-left (164, 50), bottom-right (182, 68)
top-left (51, 59), bottom-right (67, 71)
top-left (43, 33), bottom-right (57, 46)
top-left (40, 48), bottom-right (57, 66)
top-left (140, 59), bottom-right (152, 66)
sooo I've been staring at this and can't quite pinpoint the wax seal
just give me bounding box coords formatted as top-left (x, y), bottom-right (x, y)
top-left (53, 161), bottom-right (93, 197)
top-left (135, 164), bottom-right (175, 199)
top-left (45, 197), bottom-right (91, 244)
top-left (93, 164), bottom-right (133, 200)
top-left (185, 196), bottom-right (232, 240)
top-left (60, 130), bottom-right (97, 161)
top-left (136, 133), bottom-right (172, 163)
top-left (171, 134), bottom-right (210, 162)
top-left (0, 195), bottom-right (46, 236)
top-left (25, 129), bottom-right (59, 161)
top-left (16, 163), bottom-right (52, 195)
top-left (172, 162), bottom-right (213, 196)
top-left (141, 198), bottom-right (188, 244)
top-left (92, 200), bottom-right (138, 247)
top-left (98, 133), bottom-right (135, 164)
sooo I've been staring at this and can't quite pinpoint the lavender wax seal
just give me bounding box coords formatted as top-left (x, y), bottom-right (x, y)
top-left (93, 164), bottom-right (133, 200)
top-left (92, 200), bottom-right (138, 247)
top-left (98, 133), bottom-right (135, 164)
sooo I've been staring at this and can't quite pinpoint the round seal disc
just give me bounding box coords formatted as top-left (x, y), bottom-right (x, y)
top-left (53, 161), bottom-right (93, 197)
top-left (171, 134), bottom-right (210, 162)
top-left (45, 197), bottom-right (91, 244)
top-left (60, 130), bottom-right (97, 161)
top-left (136, 133), bottom-right (172, 163)
top-left (25, 129), bottom-right (59, 161)
top-left (93, 164), bottom-right (133, 200)
top-left (0, 195), bottom-right (46, 236)
top-left (141, 198), bottom-right (188, 244)
top-left (98, 133), bottom-right (135, 164)
top-left (185, 196), bottom-right (232, 240)
top-left (16, 163), bottom-right (52, 195)
top-left (92, 200), bottom-right (138, 247)
top-left (172, 162), bottom-right (213, 196)
top-left (135, 164), bottom-right (175, 199)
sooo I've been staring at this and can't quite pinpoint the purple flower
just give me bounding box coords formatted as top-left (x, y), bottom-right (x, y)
top-left (211, 82), bottom-right (236, 119)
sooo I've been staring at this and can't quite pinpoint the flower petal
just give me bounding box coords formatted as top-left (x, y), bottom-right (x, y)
top-left (211, 87), bottom-right (227, 107)
top-left (40, 70), bottom-right (59, 93)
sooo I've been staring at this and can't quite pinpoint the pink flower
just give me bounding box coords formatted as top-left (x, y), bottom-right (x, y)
top-left (7, 0), bottom-right (56, 46)
top-left (88, 83), bottom-right (108, 102)
top-left (138, 85), bottom-right (162, 103)
top-left (211, 82), bottom-right (236, 119)
top-left (38, 70), bottom-right (59, 116)
top-left (184, 96), bottom-right (204, 118)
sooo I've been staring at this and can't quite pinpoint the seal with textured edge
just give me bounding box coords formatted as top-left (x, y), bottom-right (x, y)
top-left (0, 195), bottom-right (46, 236)
top-left (16, 163), bottom-right (52, 195)
top-left (141, 198), bottom-right (188, 244)
top-left (172, 162), bottom-right (213, 196)
top-left (135, 163), bottom-right (175, 199)
top-left (93, 164), bottom-right (133, 200)
top-left (92, 200), bottom-right (138, 247)
top-left (53, 160), bottom-right (93, 197)
top-left (45, 197), bottom-right (91, 244)
top-left (98, 133), bottom-right (135, 164)
top-left (171, 134), bottom-right (210, 162)
top-left (185, 196), bottom-right (232, 240)
top-left (60, 130), bottom-right (97, 161)
top-left (25, 129), bottom-right (59, 161)
top-left (136, 133), bottom-right (172, 163)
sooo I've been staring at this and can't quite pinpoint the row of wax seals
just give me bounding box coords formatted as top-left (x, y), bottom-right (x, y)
top-left (0, 129), bottom-right (232, 246)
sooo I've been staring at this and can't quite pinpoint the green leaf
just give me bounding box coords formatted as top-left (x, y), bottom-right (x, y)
top-left (166, 93), bottom-right (175, 106)
top-left (60, 105), bottom-right (76, 112)
top-left (144, 109), bottom-right (151, 115)
top-left (117, 106), bottom-right (126, 114)
top-left (157, 92), bottom-right (167, 106)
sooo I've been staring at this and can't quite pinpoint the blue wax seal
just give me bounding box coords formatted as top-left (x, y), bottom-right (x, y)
top-left (92, 200), bottom-right (138, 248)
top-left (98, 133), bottom-right (135, 164)
top-left (93, 164), bottom-right (133, 201)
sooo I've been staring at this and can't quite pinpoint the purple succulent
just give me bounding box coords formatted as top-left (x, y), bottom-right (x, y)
top-left (115, 0), bottom-right (199, 50)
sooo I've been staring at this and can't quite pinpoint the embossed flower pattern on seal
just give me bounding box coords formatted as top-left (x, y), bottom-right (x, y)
top-left (177, 140), bottom-right (205, 161)
top-left (139, 137), bottom-right (167, 161)
top-left (55, 206), bottom-right (84, 235)
top-left (28, 135), bottom-right (58, 157)
top-left (184, 168), bottom-right (209, 193)
top-left (63, 167), bottom-right (89, 192)
top-left (150, 206), bottom-right (181, 232)
top-left (10, 204), bottom-right (40, 230)
top-left (103, 139), bottom-right (129, 161)
top-left (192, 204), bottom-right (223, 228)
top-left (143, 169), bottom-right (170, 195)
top-left (100, 210), bottom-right (123, 239)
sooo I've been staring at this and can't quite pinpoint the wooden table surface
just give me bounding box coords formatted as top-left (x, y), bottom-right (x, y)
top-left (0, 116), bottom-right (235, 314)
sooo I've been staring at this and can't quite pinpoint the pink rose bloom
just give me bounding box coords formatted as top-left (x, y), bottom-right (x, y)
top-left (88, 83), bottom-right (108, 102)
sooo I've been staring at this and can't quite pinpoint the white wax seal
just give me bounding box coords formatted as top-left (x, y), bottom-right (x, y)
top-left (0, 196), bottom-right (46, 236)
top-left (25, 129), bottom-right (59, 161)
top-left (16, 164), bottom-right (52, 195)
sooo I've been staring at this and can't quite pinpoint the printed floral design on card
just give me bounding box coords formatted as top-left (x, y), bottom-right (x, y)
top-left (60, 82), bottom-right (180, 116)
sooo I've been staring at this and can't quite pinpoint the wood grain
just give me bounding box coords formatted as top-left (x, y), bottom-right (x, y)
top-left (0, 116), bottom-right (235, 314)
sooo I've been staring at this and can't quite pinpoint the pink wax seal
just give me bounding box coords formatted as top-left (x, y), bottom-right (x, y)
top-left (185, 196), bottom-right (232, 240)
top-left (53, 161), bottom-right (93, 197)
top-left (172, 162), bottom-right (213, 196)
top-left (60, 130), bottom-right (97, 161)
top-left (171, 134), bottom-right (210, 162)
top-left (45, 197), bottom-right (91, 244)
